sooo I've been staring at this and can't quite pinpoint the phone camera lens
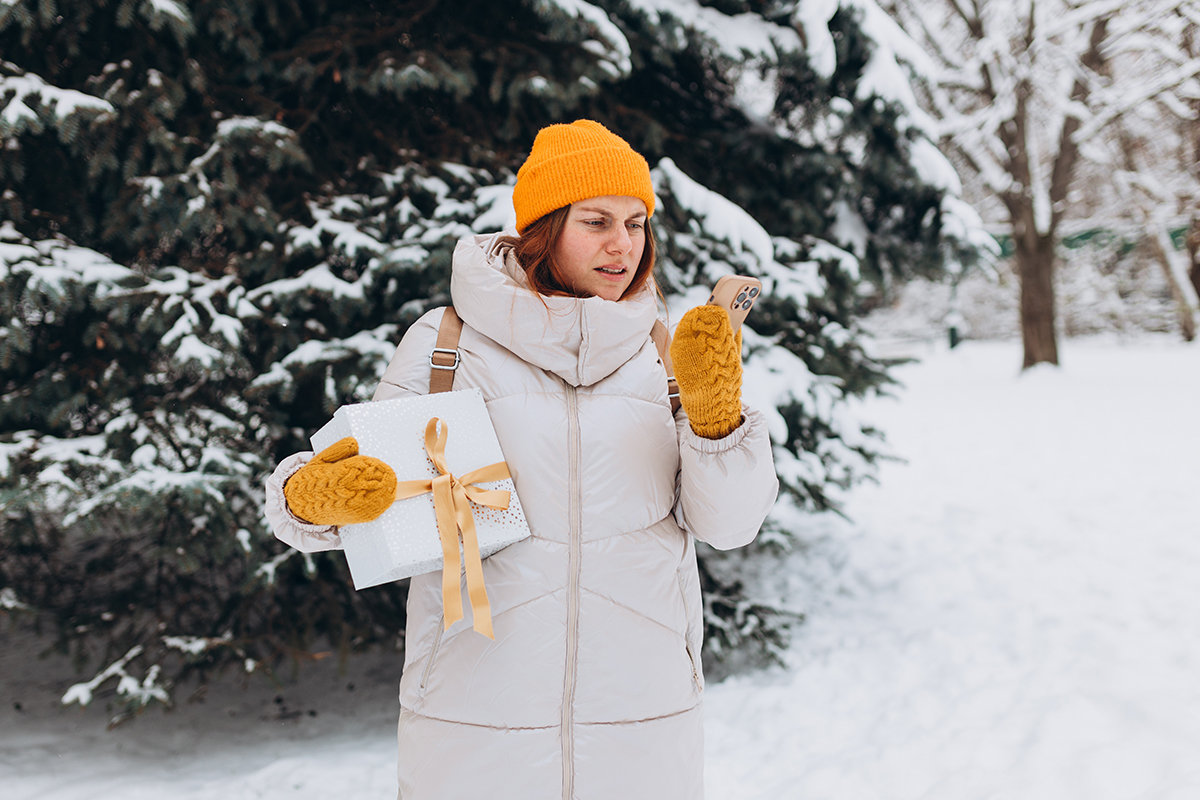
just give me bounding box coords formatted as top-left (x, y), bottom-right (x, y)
top-left (748, 288), bottom-right (759, 297)
top-left (736, 292), bottom-right (747, 303)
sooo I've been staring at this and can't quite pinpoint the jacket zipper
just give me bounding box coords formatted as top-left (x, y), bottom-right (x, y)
top-left (562, 383), bottom-right (582, 800)
top-left (418, 613), bottom-right (445, 693)
top-left (677, 573), bottom-right (702, 690)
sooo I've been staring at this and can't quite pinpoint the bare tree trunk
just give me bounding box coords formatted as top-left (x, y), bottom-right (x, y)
top-left (1002, 71), bottom-right (1061, 369)
top-left (1183, 19), bottom-right (1200, 304)
top-left (1151, 226), bottom-right (1197, 342)
top-left (1191, 250), bottom-right (1200, 302)
top-left (1005, 15), bottom-right (1107, 369)
top-left (1187, 215), bottom-right (1200, 301)
top-left (1015, 228), bottom-right (1059, 367)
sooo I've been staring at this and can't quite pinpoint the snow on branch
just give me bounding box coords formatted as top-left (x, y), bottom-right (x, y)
top-left (792, 0), bottom-right (841, 77)
top-left (162, 633), bottom-right (233, 657)
top-left (125, 115), bottom-right (307, 221)
top-left (287, 202), bottom-right (387, 259)
top-left (0, 586), bottom-right (32, 611)
top-left (532, 0), bottom-right (633, 77)
top-left (246, 262), bottom-right (365, 303)
top-left (61, 469), bottom-right (229, 528)
top-left (255, 549), bottom-right (299, 585)
top-left (187, 116), bottom-right (305, 175)
top-left (909, 136), bottom-right (962, 193)
top-left (472, 184), bottom-right (517, 233)
top-left (846, 0), bottom-right (939, 80)
top-left (836, 0), bottom-right (940, 133)
top-left (653, 157), bottom-right (775, 268)
top-left (1041, 0), bottom-right (1125, 43)
top-left (630, 0), bottom-right (802, 60)
top-left (1073, 59), bottom-right (1200, 144)
top-left (61, 645), bottom-right (169, 711)
top-left (135, 0), bottom-right (194, 46)
top-left (0, 64), bottom-right (113, 137)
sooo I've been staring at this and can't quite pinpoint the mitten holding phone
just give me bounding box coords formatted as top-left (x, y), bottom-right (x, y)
top-left (670, 305), bottom-right (744, 439)
top-left (283, 437), bottom-right (398, 526)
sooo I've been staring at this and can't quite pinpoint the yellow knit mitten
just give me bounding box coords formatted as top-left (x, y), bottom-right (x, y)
top-left (670, 305), bottom-right (744, 439)
top-left (284, 437), bottom-right (397, 526)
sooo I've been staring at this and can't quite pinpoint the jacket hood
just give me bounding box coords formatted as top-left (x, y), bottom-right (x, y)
top-left (450, 232), bottom-right (659, 387)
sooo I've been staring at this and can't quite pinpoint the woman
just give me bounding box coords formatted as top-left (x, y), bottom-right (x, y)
top-left (264, 120), bottom-right (778, 799)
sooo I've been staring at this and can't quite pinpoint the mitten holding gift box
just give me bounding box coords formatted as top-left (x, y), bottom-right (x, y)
top-left (284, 437), bottom-right (398, 526)
top-left (670, 305), bottom-right (744, 440)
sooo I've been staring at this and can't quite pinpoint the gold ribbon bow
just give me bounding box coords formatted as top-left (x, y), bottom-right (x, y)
top-left (393, 417), bottom-right (512, 639)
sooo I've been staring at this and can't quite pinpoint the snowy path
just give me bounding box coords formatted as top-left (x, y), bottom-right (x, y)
top-left (706, 338), bottom-right (1200, 800)
top-left (4, 338), bottom-right (1198, 799)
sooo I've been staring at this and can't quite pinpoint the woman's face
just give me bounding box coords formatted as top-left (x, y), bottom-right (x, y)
top-left (553, 195), bottom-right (648, 301)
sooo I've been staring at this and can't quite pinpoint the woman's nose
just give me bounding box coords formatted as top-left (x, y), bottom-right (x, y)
top-left (606, 225), bottom-right (632, 253)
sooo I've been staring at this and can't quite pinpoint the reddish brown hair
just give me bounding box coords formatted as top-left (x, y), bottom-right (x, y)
top-left (498, 205), bottom-right (657, 301)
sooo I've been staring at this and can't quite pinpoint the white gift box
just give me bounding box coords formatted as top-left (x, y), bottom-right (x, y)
top-left (311, 387), bottom-right (530, 591)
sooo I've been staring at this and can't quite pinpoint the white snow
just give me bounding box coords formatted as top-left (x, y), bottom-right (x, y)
top-left (792, 0), bottom-right (841, 78)
top-left (3, 336), bottom-right (1197, 799)
top-left (247, 263), bottom-right (365, 303)
top-left (0, 587), bottom-right (30, 611)
top-left (144, 0), bottom-right (191, 24)
top-left (287, 205), bottom-right (386, 258)
top-left (732, 63), bottom-right (779, 124)
top-left (0, 242), bottom-right (138, 300)
top-left (163, 635), bottom-right (232, 657)
top-left (706, 336), bottom-right (1200, 799)
top-left (534, 0), bottom-right (633, 77)
top-left (60, 646), bottom-right (147, 710)
top-left (0, 71), bottom-right (113, 131)
top-left (653, 157), bottom-right (776, 268)
top-left (831, 200), bottom-right (870, 259)
top-left (940, 194), bottom-right (1001, 267)
top-left (908, 136), bottom-right (962, 194)
top-left (471, 184), bottom-right (517, 233)
top-left (631, 0), bottom-right (802, 59)
top-left (172, 334), bottom-right (225, 369)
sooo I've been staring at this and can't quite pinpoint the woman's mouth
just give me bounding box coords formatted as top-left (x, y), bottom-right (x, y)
top-left (596, 266), bottom-right (626, 275)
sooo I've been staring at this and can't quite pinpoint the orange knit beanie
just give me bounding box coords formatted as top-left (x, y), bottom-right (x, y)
top-left (512, 119), bottom-right (655, 232)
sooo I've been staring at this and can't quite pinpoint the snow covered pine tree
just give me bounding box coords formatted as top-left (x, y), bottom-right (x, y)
top-left (0, 0), bottom-right (983, 719)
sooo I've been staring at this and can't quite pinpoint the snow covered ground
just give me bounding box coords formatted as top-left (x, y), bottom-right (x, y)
top-left (705, 335), bottom-right (1200, 800)
top-left (4, 335), bottom-right (1198, 799)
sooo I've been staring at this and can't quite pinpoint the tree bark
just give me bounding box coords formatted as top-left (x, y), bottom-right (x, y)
top-left (1015, 226), bottom-right (1059, 367)
top-left (1190, 250), bottom-right (1200, 303)
top-left (1187, 215), bottom-right (1200, 302)
top-left (1183, 18), bottom-right (1200, 304)
top-left (999, 14), bottom-right (1109, 369)
top-left (1001, 70), bottom-right (1063, 368)
top-left (1151, 226), bottom-right (1197, 342)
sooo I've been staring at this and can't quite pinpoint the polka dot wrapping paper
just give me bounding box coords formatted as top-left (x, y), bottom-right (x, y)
top-left (310, 388), bottom-right (531, 590)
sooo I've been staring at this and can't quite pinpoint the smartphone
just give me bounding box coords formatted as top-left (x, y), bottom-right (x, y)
top-left (706, 275), bottom-right (761, 332)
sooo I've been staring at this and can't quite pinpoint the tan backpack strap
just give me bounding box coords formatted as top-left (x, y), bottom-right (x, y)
top-left (428, 306), bottom-right (463, 394)
top-left (651, 319), bottom-right (681, 414)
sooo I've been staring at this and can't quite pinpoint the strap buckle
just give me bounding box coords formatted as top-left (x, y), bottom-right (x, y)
top-left (429, 347), bottom-right (460, 371)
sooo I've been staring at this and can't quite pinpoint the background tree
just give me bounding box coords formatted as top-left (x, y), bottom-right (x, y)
top-left (888, 0), bottom-right (1200, 367)
top-left (1, 0), bottom-right (976, 721)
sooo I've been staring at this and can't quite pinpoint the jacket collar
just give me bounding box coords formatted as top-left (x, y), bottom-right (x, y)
top-left (450, 232), bottom-right (659, 387)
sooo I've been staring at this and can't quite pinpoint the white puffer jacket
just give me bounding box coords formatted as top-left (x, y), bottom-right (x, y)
top-left (265, 232), bottom-right (779, 799)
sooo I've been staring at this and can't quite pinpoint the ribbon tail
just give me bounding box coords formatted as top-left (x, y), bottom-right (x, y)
top-left (458, 461), bottom-right (511, 486)
top-left (432, 475), bottom-right (464, 631)
top-left (462, 486), bottom-right (511, 509)
top-left (453, 486), bottom-right (494, 640)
